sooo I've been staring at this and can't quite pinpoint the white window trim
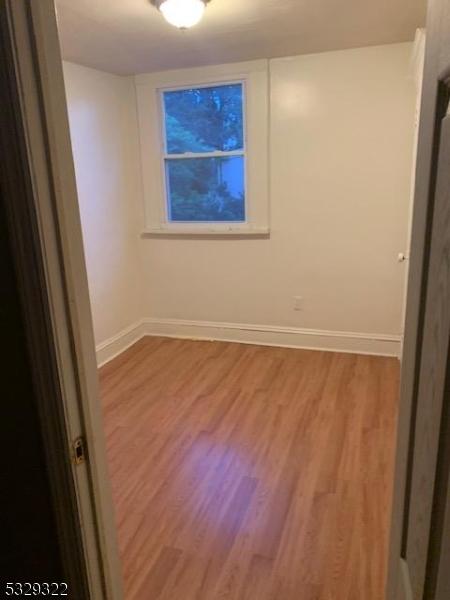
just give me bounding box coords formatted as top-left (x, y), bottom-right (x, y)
top-left (135, 60), bottom-right (270, 236)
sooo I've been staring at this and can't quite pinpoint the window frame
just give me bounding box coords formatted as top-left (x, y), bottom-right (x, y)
top-left (158, 79), bottom-right (249, 225)
top-left (135, 60), bottom-right (270, 236)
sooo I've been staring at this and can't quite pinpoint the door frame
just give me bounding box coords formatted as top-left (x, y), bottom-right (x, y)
top-left (387, 0), bottom-right (450, 598)
top-left (1, 1), bottom-right (123, 598)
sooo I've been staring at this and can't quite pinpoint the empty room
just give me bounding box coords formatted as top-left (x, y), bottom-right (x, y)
top-left (54, 0), bottom-right (426, 597)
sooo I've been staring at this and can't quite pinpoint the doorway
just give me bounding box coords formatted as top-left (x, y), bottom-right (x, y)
top-left (6, 1), bottom-right (450, 597)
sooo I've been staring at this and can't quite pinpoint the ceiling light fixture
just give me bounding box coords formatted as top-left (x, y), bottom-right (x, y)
top-left (154, 0), bottom-right (210, 30)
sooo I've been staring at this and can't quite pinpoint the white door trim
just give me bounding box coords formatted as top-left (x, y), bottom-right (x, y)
top-left (8, 1), bottom-right (124, 598)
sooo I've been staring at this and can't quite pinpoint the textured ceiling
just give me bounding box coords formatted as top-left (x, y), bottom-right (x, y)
top-left (55, 0), bottom-right (427, 75)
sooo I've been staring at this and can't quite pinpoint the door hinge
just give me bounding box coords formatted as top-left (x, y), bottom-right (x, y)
top-left (72, 436), bottom-right (87, 465)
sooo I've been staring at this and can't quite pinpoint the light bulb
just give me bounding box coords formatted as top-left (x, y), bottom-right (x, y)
top-left (159, 0), bottom-right (206, 29)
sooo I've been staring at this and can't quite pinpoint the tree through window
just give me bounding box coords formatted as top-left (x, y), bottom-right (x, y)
top-left (161, 82), bottom-right (246, 222)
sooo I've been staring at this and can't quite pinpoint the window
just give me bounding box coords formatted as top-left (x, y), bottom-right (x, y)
top-left (135, 60), bottom-right (269, 235)
top-left (162, 83), bottom-right (246, 223)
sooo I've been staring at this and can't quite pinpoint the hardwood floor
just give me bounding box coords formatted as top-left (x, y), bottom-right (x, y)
top-left (99, 337), bottom-right (399, 600)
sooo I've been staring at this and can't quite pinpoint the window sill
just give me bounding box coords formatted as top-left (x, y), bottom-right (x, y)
top-left (141, 227), bottom-right (270, 239)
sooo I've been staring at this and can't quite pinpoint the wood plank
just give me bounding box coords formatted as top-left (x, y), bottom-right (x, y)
top-left (100, 337), bottom-right (399, 600)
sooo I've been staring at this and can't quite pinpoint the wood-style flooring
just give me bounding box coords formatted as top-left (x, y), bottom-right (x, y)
top-left (99, 337), bottom-right (399, 600)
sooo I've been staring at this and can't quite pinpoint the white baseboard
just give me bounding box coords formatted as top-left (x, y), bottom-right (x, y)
top-left (96, 318), bottom-right (401, 365)
top-left (96, 320), bottom-right (146, 367)
top-left (143, 318), bottom-right (402, 357)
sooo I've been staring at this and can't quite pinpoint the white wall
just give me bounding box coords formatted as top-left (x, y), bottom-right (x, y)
top-left (63, 62), bottom-right (144, 349)
top-left (141, 44), bottom-right (416, 337)
top-left (64, 42), bottom-right (416, 359)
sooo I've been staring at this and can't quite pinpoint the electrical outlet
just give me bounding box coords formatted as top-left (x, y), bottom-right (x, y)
top-left (293, 296), bottom-right (303, 311)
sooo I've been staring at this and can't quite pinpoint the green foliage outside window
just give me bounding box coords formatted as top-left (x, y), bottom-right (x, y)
top-left (163, 83), bottom-right (245, 222)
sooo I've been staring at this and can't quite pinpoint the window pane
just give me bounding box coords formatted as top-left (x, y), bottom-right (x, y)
top-left (163, 84), bottom-right (244, 154)
top-left (166, 156), bottom-right (245, 222)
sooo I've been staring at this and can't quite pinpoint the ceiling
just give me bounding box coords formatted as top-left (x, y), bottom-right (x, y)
top-left (55, 0), bottom-right (427, 76)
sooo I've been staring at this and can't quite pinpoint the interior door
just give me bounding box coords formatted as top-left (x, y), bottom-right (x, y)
top-left (406, 84), bottom-right (450, 600)
top-left (387, 0), bottom-right (450, 599)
